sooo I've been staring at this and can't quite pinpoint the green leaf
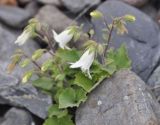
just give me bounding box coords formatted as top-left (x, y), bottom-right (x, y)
top-left (115, 44), bottom-right (131, 69)
top-left (55, 74), bottom-right (65, 81)
top-left (48, 104), bottom-right (68, 118)
top-left (43, 117), bottom-right (58, 125)
top-left (56, 49), bottom-right (79, 62)
top-left (59, 87), bottom-right (87, 108)
top-left (59, 88), bottom-right (76, 108)
top-left (32, 77), bottom-right (54, 91)
top-left (107, 44), bottom-right (131, 70)
top-left (104, 63), bottom-right (116, 75)
top-left (75, 88), bottom-right (87, 105)
top-left (43, 115), bottom-right (74, 125)
top-left (20, 59), bottom-right (30, 68)
top-left (74, 73), bottom-right (94, 92)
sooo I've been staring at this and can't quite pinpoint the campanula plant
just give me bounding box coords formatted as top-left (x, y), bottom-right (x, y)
top-left (8, 10), bottom-right (135, 125)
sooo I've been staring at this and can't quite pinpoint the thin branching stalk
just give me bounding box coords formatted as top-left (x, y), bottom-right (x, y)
top-left (23, 54), bottom-right (41, 70)
top-left (102, 20), bottom-right (115, 64)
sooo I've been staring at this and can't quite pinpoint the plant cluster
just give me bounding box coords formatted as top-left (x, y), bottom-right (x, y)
top-left (8, 10), bottom-right (135, 125)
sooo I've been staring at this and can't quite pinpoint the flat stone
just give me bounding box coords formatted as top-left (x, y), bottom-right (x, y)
top-left (76, 70), bottom-right (160, 125)
top-left (18, 0), bottom-right (32, 5)
top-left (141, 4), bottom-right (157, 20)
top-left (111, 0), bottom-right (148, 7)
top-left (148, 65), bottom-right (160, 98)
top-left (0, 83), bottom-right (52, 119)
top-left (92, 0), bottom-right (160, 81)
top-left (0, 24), bottom-right (39, 78)
top-left (61, 0), bottom-right (100, 13)
top-left (37, 0), bottom-right (61, 6)
top-left (1, 107), bottom-right (34, 125)
top-left (0, 25), bottom-right (52, 119)
top-left (0, 68), bottom-right (18, 89)
top-left (35, 5), bottom-right (76, 32)
top-left (0, 6), bottom-right (33, 28)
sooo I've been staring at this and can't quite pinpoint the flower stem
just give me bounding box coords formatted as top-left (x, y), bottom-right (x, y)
top-left (102, 20), bottom-right (114, 64)
top-left (23, 54), bottom-right (41, 70)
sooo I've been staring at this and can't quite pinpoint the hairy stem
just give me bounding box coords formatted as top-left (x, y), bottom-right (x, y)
top-left (23, 54), bottom-right (41, 70)
top-left (102, 21), bottom-right (114, 64)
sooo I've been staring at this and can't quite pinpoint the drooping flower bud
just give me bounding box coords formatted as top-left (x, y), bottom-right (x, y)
top-left (70, 49), bottom-right (95, 79)
top-left (90, 10), bottom-right (103, 19)
top-left (124, 15), bottom-right (136, 22)
top-left (52, 29), bottom-right (73, 49)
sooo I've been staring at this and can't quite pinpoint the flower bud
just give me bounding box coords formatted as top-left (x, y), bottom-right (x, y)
top-left (124, 15), bottom-right (136, 22)
top-left (90, 10), bottom-right (103, 19)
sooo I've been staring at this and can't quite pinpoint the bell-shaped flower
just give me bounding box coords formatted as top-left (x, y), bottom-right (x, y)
top-left (15, 30), bottom-right (32, 46)
top-left (70, 49), bottom-right (95, 79)
top-left (52, 29), bottom-right (73, 49)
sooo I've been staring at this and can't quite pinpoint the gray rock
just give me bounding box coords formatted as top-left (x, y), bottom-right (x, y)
top-left (0, 24), bottom-right (39, 78)
top-left (25, 1), bottom-right (39, 16)
top-left (0, 118), bottom-right (4, 124)
top-left (0, 68), bottom-right (18, 89)
top-left (61, 0), bottom-right (100, 13)
top-left (110, 0), bottom-right (148, 7)
top-left (37, 0), bottom-right (61, 6)
top-left (92, 0), bottom-right (160, 81)
top-left (1, 107), bottom-right (34, 125)
top-left (0, 82), bottom-right (52, 119)
top-left (18, 0), bottom-right (32, 5)
top-left (141, 4), bottom-right (157, 20)
top-left (148, 65), bottom-right (160, 98)
top-left (0, 6), bottom-right (33, 28)
top-left (35, 5), bottom-right (76, 32)
top-left (148, 66), bottom-right (160, 88)
top-left (0, 25), bottom-right (52, 119)
top-left (76, 70), bottom-right (160, 125)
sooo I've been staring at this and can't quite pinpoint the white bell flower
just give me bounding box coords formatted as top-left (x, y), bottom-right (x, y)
top-left (70, 49), bottom-right (95, 79)
top-left (15, 30), bottom-right (32, 46)
top-left (52, 29), bottom-right (73, 49)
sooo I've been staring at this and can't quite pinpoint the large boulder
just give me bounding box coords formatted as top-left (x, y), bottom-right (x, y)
top-left (0, 24), bottom-right (39, 78)
top-left (0, 25), bottom-right (52, 119)
top-left (110, 0), bottom-right (148, 7)
top-left (35, 5), bottom-right (76, 32)
top-left (0, 6), bottom-right (34, 28)
top-left (37, 0), bottom-right (61, 6)
top-left (92, 1), bottom-right (160, 81)
top-left (0, 108), bottom-right (34, 125)
top-left (148, 65), bottom-right (160, 98)
top-left (76, 70), bottom-right (160, 125)
top-left (0, 62), bottom-right (52, 119)
top-left (61, 0), bottom-right (100, 13)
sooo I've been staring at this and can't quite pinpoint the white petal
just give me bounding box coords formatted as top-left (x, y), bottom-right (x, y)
top-left (70, 50), bottom-right (90, 69)
top-left (15, 31), bottom-right (31, 46)
top-left (70, 49), bottom-right (95, 79)
top-left (53, 29), bottom-right (73, 49)
top-left (70, 60), bottom-right (83, 68)
top-left (52, 30), bottom-right (58, 38)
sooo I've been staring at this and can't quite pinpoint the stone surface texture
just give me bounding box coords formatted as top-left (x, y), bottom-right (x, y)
top-left (0, 6), bottom-right (33, 28)
top-left (0, 25), bottom-right (52, 119)
top-left (61, 0), bottom-right (100, 13)
top-left (1, 107), bottom-right (34, 125)
top-left (76, 70), bottom-right (160, 125)
top-left (37, 0), bottom-right (61, 6)
top-left (35, 5), bottom-right (76, 32)
top-left (112, 0), bottom-right (148, 7)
